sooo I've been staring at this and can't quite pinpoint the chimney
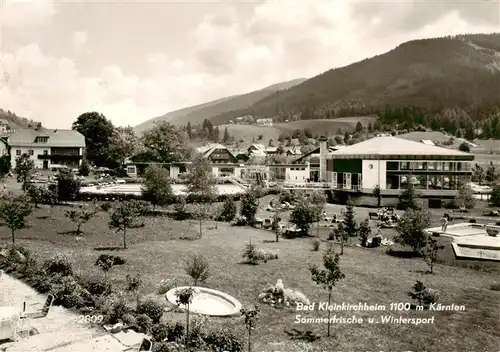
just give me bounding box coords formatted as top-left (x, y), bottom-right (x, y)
top-left (319, 136), bottom-right (328, 182)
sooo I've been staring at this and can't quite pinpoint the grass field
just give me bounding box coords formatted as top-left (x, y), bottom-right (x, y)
top-left (1, 197), bottom-right (499, 352)
top-left (220, 117), bottom-right (377, 146)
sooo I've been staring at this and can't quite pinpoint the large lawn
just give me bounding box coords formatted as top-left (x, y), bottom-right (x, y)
top-left (0, 203), bottom-right (499, 352)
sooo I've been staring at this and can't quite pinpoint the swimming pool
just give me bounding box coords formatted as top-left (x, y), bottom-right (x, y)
top-left (425, 223), bottom-right (500, 261)
top-left (79, 183), bottom-right (246, 196)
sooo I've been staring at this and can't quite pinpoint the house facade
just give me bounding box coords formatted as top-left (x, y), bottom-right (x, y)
top-left (8, 128), bottom-right (86, 169)
top-left (325, 136), bottom-right (474, 207)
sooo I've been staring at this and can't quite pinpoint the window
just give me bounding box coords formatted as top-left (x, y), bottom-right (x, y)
top-left (400, 162), bottom-right (409, 170)
top-left (127, 167), bottom-right (136, 174)
top-left (387, 161), bottom-right (399, 170)
top-left (35, 136), bottom-right (49, 143)
top-left (43, 150), bottom-right (48, 155)
top-left (16, 149), bottom-right (21, 156)
top-left (29, 150), bottom-right (34, 156)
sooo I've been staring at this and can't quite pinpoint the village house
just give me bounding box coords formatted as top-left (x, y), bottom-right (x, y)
top-left (7, 126), bottom-right (86, 170)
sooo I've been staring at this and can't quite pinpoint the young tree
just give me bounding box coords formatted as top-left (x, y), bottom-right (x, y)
top-left (14, 154), bottom-right (35, 192)
top-left (289, 201), bottom-right (315, 235)
top-left (185, 154), bottom-right (217, 237)
top-left (109, 200), bottom-right (140, 249)
top-left (240, 189), bottom-right (259, 226)
top-left (486, 162), bottom-right (498, 183)
top-left (272, 208), bottom-right (282, 242)
top-left (65, 203), bottom-right (98, 234)
top-left (184, 255), bottom-right (210, 286)
top-left (141, 165), bottom-right (173, 210)
top-left (358, 218), bottom-right (371, 247)
top-left (218, 198), bottom-right (237, 222)
top-left (394, 209), bottom-right (431, 253)
top-left (223, 127), bottom-right (230, 143)
top-left (26, 184), bottom-right (43, 208)
top-left (309, 243), bottom-right (345, 337)
top-left (334, 222), bottom-right (349, 255)
top-left (372, 184), bottom-right (381, 207)
top-left (310, 191), bottom-right (327, 237)
top-left (241, 306), bottom-right (259, 352)
top-left (126, 274), bottom-right (142, 307)
top-left (56, 169), bottom-right (81, 200)
top-left (455, 182), bottom-right (475, 209)
top-left (420, 237), bottom-right (444, 274)
top-left (355, 121), bottom-right (363, 133)
top-left (41, 184), bottom-right (59, 218)
top-left (175, 287), bottom-right (195, 346)
top-left (472, 164), bottom-right (485, 184)
top-left (95, 254), bottom-right (126, 279)
top-left (490, 184), bottom-right (500, 206)
top-left (0, 193), bottom-right (34, 245)
top-left (398, 174), bottom-right (420, 209)
top-left (78, 158), bottom-right (90, 176)
top-left (343, 198), bottom-right (358, 238)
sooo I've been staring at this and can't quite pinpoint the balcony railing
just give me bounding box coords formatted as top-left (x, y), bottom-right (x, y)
top-left (331, 184), bottom-right (362, 192)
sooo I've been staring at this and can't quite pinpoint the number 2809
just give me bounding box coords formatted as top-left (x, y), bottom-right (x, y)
top-left (78, 315), bottom-right (104, 324)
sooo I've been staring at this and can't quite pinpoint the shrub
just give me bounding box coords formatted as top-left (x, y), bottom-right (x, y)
top-left (137, 299), bottom-right (164, 323)
top-left (408, 281), bottom-right (439, 308)
top-left (231, 215), bottom-right (247, 226)
top-left (80, 277), bottom-right (113, 296)
top-left (311, 239), bottom-right (321, 251)
top-left (31, 273), bottom-right (56, 293)
top-left (136, 314), bottom-right (153, 333)
top-left (121, 313), bottom-right (137, 327)
top-left (43, 254), bottom-right (73, 276)
top-left (152, 322), bottom-right (185, 343)
top-left (242, 242), bottom-right (278, 264)
top-left (173, 196), bottom-right (189, 220)
top-left (204, 327), bottom-right (243, 352)
top-left (108, 295), bottom-right (133, 324)
top-left (100, 202), bottom-right (112, 212)
top-left (50, 275), bottom-right (84, 307)
top-left (185, 255), bottom-right (210, 286)
top-left (153, 342), bottom-right (189, 352)
top-left (218, 198), bottom-right (237, 222)
top-left (279, 190), bottom-right (296, 204)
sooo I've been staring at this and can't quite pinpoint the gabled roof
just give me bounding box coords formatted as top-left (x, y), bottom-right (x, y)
top-left (198, 143), bottom-right (234, 158)
top-left (265, 146), bottom-right (278, 152)
top-left (249, 143), bottom-right (265, 150)
top-left (420, 139), bottom-right (435, 145)
top-left (330, 137), bottom-right (474, 160)
top-left (8, 128), bottom-right (86, 148)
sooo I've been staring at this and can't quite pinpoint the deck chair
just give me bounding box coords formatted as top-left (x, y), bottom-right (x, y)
top-left (138, 337), bottom-right (153, 351)
top-left (21, 294), bottom-right (54, 319)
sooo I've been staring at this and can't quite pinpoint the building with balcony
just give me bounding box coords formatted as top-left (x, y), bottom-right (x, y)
top-left (325, 136), bottom-right (474, 207)
top-left (8, 128), bottom-right (86, 169)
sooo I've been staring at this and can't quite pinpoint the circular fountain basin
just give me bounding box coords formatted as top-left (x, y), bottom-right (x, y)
top-left (165, 286), bottom-right (242, 317)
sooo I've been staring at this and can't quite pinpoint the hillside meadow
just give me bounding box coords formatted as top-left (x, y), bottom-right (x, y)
top-left (0, 198), bottom-right (498, 351)
top-left (220, 117), bottom-right (377, 145)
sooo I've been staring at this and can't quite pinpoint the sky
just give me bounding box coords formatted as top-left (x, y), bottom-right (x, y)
top-left (0, 0), bottom-right (499, 129)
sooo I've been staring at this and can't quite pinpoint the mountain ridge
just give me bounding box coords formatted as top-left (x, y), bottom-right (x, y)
top-left (208, 33), bottom-right (500, 124)
top-left (134, 77), bottom-right (307, 134)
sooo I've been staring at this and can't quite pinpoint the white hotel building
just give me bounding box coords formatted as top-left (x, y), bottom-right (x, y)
top-left (322, 136), bottom-right (474, 208)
